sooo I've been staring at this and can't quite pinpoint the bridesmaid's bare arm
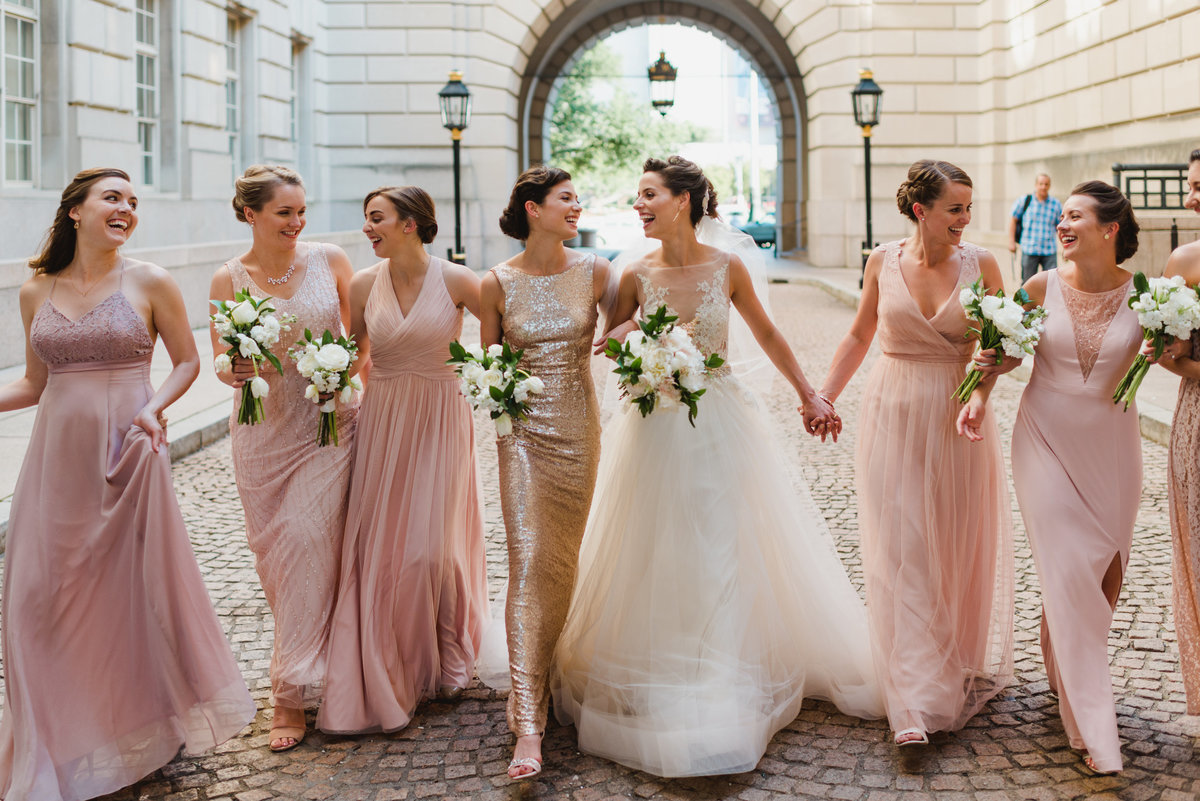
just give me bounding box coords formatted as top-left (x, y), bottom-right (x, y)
top-left (1149, 241), bottom-right (1200, 378)
top-left (820, 248), bottom-right (882, 402)
top-left (137, 262), bottom-right (201, 451)
top-left (208, 264), bottom-right (245, 388)
top-left (480, 271), bottom-right (504, 348)
top-left (594, 268), bottom-right (641, 354)
top-left (347, 265), bottom-right (377, 378)
top-left (443, 262), bottom-right (482, 320)
top-left (0, 279), bottom-right (51, 413)
top-left (591, 256), bottom-right (616, 332)
top-left (325, 243), bottom-right (356, 335)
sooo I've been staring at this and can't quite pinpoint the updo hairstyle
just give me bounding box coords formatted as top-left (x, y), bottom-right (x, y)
top-left (29, 167), bottom-right (131, 275)
top-left (499, 165), bottom-right (572, 241)
top-left (364, 186), bottom-right (438, 244)
top-left (1069, 180), bottom-right (1140, 264)
top-left (895, 160), bottom-right (972, 223)
top-left (232, 165), bottom-right (304, 222)
top-left (642, 156), bottom-right (719, 225)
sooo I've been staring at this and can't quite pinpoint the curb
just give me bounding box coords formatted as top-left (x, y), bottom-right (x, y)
top-left (789, 274), bottom-right (1175, 448)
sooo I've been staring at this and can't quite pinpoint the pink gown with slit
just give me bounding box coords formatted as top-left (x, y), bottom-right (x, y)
top-left (856, 239), bottom-right (1014, 737)
top-left (1012, 270), bottom-right (1142, 773)
top-left (318, 258), bottom-right (487, 734)
top-left (0, 281), bottom-right (254, 801)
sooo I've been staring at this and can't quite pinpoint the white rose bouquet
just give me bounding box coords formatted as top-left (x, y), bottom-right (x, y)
top-left (447, 340), bottom-right (544, 437)
top-left (953, 278), bottom-right (1047, 403)
top-left (288, 329), bottom-right (361, 446)
top-left (211, 289), bottom-right (296, 425)
top-left (1113, 272), bottom-right (1200, 410)
top-left (603, 305), bottom-right (725, 426)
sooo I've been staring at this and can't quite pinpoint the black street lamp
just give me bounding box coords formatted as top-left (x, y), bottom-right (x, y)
top-left (648, 51), bottom-right (678, 116)
top-left (850, 69), bottom-right (882, 285)
top-left (438, 71), bottom-right (472, 265)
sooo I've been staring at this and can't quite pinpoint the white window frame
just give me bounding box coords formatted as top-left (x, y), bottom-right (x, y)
top-left (224, 11), bottom-right (242, 177)
top-left (134, 0), bottom-right (159, 187)
top-left (1, 0), bottom-right (38, 186)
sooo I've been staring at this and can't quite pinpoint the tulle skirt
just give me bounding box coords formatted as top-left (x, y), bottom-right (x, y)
top-left (551, 378), bottom-right (884, 777)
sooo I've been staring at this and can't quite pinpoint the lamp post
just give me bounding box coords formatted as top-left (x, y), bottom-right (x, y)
top-left (647, 51), bottom-right (677, 116)
top-left (850, 69), bottom-right (882, 286)
top-left (438, 71), bottom-right (472, 265)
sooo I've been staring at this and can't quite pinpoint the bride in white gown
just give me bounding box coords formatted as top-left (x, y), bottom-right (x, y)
top-left (551, 157), bottom-right (885, 778)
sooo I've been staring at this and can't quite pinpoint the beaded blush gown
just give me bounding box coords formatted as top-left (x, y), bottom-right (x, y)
top-left (225, 243), bottom-right (358, 711)
top-left (1170, 371), bottom-right (1200, 714)
top-left (0, 277), bottom-right (255, 801)
top-left (1012, 271), bottom-right (1142, 773)
top-left (489, 253), bottom-right (602, 740)
top-left (319, 257), bottom-right (487, 734)
top-left (856, 240), bottom-right (1014, 738)
top-left (552, 253), bottom-right (883, 778)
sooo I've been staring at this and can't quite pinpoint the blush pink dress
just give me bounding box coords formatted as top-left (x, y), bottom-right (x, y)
top-left (225, 243), bottom-right (358, 711)
top-left (856, 240), bottom-right (1014, 737)
top-left (318, 258), bottom-right (487, 734)
top-left (0, 279), bottom-right (254, 801)
top-left (1012, 271), bottom-right (1142, 773)
top-left (1170, 374), bottom-right (1200, 713)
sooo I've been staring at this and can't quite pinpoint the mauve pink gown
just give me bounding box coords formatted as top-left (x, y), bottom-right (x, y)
top-left (226, 243), bottom-right (358, 711)
top-left (856, 240), bottom-right (1014, 736)
top-left (1012, 270), bottom-right (1142, 773)
top-left (318, 258), bottom-right (487, 734)
top-left (0, 283), bottom-right (254, 801)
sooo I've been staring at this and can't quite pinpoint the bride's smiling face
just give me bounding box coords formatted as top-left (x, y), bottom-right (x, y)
top-left (528, 180), bottom-right (581, 242)
top-left (634, 172), bottom-right (688, 239)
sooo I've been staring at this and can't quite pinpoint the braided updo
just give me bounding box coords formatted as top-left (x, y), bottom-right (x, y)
top-left (642, 156), bottom-right (719, 225)
top-left (895, 160), bottom-right (972, 222)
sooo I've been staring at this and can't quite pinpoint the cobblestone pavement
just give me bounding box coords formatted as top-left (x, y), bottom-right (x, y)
top-left (5, 283), bottom-right (1197, 800)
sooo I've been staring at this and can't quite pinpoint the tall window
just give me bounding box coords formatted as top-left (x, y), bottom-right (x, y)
top-left (288, 40), bottom-right (300, 145)
top-left (134, 0), bottom-right (158, 186)
top-left (224, 13), bottom-right (241, 175)
top-left (2, 0), bottom-right (37, 185)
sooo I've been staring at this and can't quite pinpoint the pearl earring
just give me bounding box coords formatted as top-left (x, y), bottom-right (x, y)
top-left (1104, 233), bottom-right (1110, 240)
top-left (73, 221), bottom-right (79, 229)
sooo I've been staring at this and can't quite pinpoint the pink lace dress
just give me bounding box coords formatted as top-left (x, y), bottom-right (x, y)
top-left (1170, 372), bottom-right (1200, 713)
top-left (0, 282), bottom-right (254, 801)
top-left (855, 240), bottom-right (1014, 737)
top-left (1012, 271), bottom-right (1142, 773)
top-left (225, 243), bottom-right (358, 710)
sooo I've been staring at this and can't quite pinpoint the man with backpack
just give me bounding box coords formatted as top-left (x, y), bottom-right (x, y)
top-left (1008, 173), bottom-right (1062, 283)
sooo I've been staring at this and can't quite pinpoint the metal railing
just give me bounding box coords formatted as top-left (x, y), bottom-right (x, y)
top-left (1112, 163), bottom-right (1189, 210)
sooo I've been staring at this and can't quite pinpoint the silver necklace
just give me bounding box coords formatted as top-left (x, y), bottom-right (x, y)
top-left (265, 261), bottom-right (296, 285)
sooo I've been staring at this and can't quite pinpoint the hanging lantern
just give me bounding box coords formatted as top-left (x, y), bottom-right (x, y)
top-left (647, 51), bottom-right (677, 116)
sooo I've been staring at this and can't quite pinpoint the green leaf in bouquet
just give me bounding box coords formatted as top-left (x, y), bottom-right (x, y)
top-left (1013, 287), bottom-right (1031, 306)
top-left (448, 340), bottom-right (468, 362)
top-left (1132, 271), bottom-right (1150, 297)
top-left (489, 385), bottom-right (504, 402)
top-left (322, 329), bottom-right (334, 345)
top-left (705, 354), bottom-right (725, 369)
top-left (604, 338), bottom-right (622, 359)
top-left (304, 328), bottom-right (314, 342)
top-left (263, 350), bottom-right (284, 375)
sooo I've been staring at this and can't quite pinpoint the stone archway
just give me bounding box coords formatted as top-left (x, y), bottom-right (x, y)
top-left (516, 0), bottom-right (808, 252)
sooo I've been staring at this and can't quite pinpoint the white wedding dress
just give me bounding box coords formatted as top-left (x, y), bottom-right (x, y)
top-left (551, 252), bottom-right (884, 778)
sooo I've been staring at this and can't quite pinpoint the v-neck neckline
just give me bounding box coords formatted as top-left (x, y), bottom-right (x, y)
top-left (894, 239), bottom-right (965, 323)
top-left (388, 257), bottom-right (437, 320)
top-left (46, 290), bottom-right (124, 325)
top-left (1054, 271), bottom-right (1132, 384)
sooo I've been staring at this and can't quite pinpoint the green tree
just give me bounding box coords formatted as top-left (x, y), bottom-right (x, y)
top-left (549, 41), bottom-right (708, 205)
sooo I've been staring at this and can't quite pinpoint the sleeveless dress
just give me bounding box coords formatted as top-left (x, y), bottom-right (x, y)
top-left (225, 243), bottom-right (358, 710)
top-left (491, 254), bottom-right (601, 738)
top-left (857, 240), bottom-right (1014, 736)
top-left (552, 254), bottom-right (883, 777)
top-left (0, 281), bottom-right (254, 801)
top-left (1012, 271), bottom-right (1142, 773)
top-left (318, 258), bottom-right (487, 734)
top-left (1170, 375), bottom-right (1200, 714)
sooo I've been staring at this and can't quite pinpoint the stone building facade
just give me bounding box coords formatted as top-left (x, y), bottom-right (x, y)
top-left (0, 0), bottom-right (1198, 364)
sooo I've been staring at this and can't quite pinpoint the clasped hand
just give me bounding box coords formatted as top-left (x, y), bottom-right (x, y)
top-left (803, 394), bottom-right (841, 443)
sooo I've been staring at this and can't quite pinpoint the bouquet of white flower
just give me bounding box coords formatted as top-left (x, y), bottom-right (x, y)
top-left (447, 341), bottom-right (544, 437)
top-left (289, 329), bottom-right (361, 446)
top-left (1113, 272), bottom-right (1200, 410)
top-left (211, 289), bottom-right (296, 425)
top-left (604, 305), bottom-right (725, 426)
top-left (953, 279), bottom-right (1047, 403)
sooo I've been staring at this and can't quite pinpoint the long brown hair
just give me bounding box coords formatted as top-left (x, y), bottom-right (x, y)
top-left (29, 168), bottom-right (131, 275)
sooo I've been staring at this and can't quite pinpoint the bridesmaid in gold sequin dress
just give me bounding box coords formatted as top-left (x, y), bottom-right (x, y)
top-left (1010, 182), bottom-right (1143, 774)
top-left (209, 166), bottom-right (359, 752)
top-left (478, 166), bottom-right (612, 780)
top-left (1147, 151), bottom-right (1200, 731)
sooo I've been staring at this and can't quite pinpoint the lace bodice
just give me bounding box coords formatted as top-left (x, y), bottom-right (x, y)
top-left (31, 291), bottom-right (153, 365)
top-left (1059, 278), bottom-right (1130, 381)
top-left (636, 254), bottom-right (730, 367)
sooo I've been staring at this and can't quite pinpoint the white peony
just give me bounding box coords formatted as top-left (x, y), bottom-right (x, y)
top-left (466, 344), bottom-right (485, 360)
top-left (213, 353), bottom-right (232, 373)
top-left (230, 300), bottom-right (259, 326)
top-left (625, 331), bottom-right (646, 357)
top-left (678, 367), bottom-right (705, 393)
top-left (315, 343), bottom-right (351, 372)
top-left (250, 324), bottom-right (268, 343)
top-left (249, 375), bottom-right (270, 398)
top-left (237, 334), bottom-right (261, 358)
top-left (958, 287), bottom-right (977, 308)
top-left (487, 343), bottom-right (504, 358)
top-left (296, 350), bottom-right (320, 376)
top-left (461, 362), bottom-right (485, 384)
top-left (479, 368), bottom-right (504, 388)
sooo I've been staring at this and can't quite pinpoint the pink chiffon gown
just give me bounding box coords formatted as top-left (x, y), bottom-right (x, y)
top-left (226, 243), bottom-right (358, 710)
top-left (0, 281), bottom-right (254, 801)
top-left (1012, 271), bottom-right (1142, 773)
top-left (318, 257), bottom-right (487, 734)
top-left (856, 240), bottom-right (1014, 737)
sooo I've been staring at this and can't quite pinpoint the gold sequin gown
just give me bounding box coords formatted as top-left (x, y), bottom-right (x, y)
top-left (1170, 372), bottom-right (1200, 713)
top-left (492, 253), bottom-right (601, 736)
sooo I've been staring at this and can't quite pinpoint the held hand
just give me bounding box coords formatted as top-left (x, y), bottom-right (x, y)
top-left (801, 394), bottom-right (841, 443)
top-left (971, 348), bottom-right (1022, 377)
top-left (229, 354), bottom-right (256, 388)
top-left (1143, 336), bottom-right (1192, 363)
top-left (133, 406), bottom-right (167, 452)
top-left (1008, 241), bottom-right (1017, 254)
top-left (594, 320), bottom-right (639, 356)
top-left (956, 395), bottom-right (987, 442)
